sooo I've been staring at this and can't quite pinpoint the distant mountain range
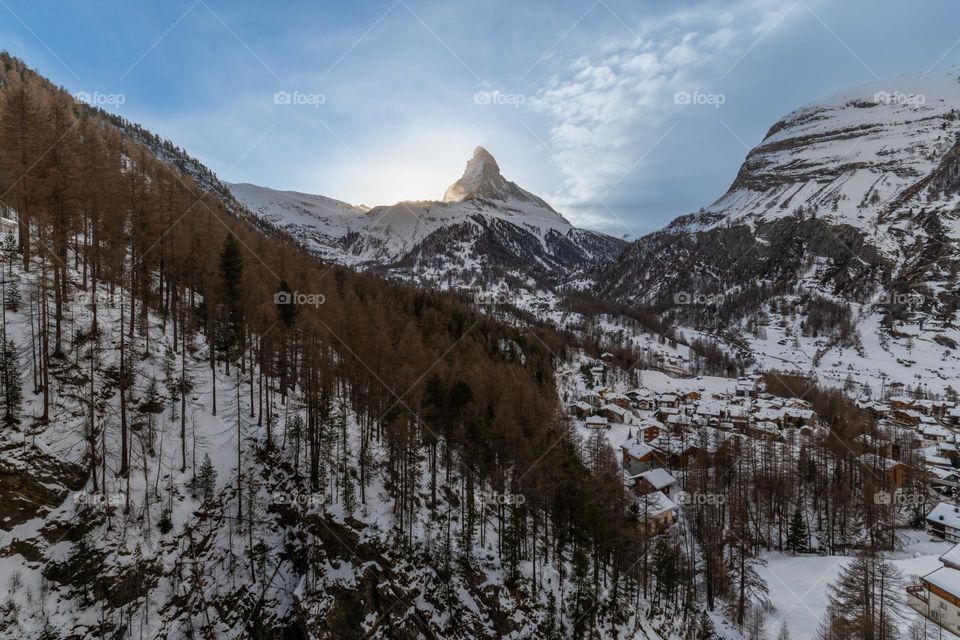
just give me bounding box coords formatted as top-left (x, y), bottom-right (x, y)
top-left (227, 146), bottom-right (625, 288)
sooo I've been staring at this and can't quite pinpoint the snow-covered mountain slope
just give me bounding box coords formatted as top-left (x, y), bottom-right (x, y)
top-left (0, 260), bottom-right (691, 639)
top-left (228, 147), bottom-right (624, 285)
top-left (694, 71), bottom-right (960, 238)
top-left (590, 70), bottom-right (960, 395)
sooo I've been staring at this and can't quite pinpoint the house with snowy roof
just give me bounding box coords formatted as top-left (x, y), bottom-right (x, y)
top-left (949, 405), bottom-right (960, 427)
top-left (634, 490), bottom-right (677, 531)
top-left (908, 542), bottom-right (960, 634)
top-left (929, 467), bottom-right (960, 491)
top-left (752, 407), bottom-right (784, 428)
top-left (888, 395), bottom-right (915, 410)
top-left (920, 423), bottom-right (952, 446)
top-left (635, 419), bottom-right (663, 443)
top-left (664, 413), bottom-right (692, 429)
top-left (726, 405), bottom-right (750, 430)
top-left (893, 408), bottom-right (923, 426)
top-left (928, 502), bottom-right (960, 542)
top-left (658, 393), bottom-right (679, 408)
top-left (568, 401), bottom-right (592, 419)
top-left (923, 446), bottom-right (955, 469)
top-left (783, 407), bottom-right (816, 428)
top-left (735, 379), bottom-right (758, 398)
top-left (585, 415), bottom-right (609, 430)
top-left (629, 468), bottom-right (678, 500)
top-left (626, 388), bottom-right (657, 411)
top-left (606, 392), bottom-right (631, 409)
top-left (694, 401), bottom-right (726, 422)
top-left (601, 403), bottom-right (634, 425)
top-left (620, 440), bottom-right (655, 476)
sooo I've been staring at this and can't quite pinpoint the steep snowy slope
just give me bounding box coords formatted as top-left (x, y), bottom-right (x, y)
top-left (695, 72), bottom-right (960, 240)
top-left (228, 147), bottom-right (624, 285)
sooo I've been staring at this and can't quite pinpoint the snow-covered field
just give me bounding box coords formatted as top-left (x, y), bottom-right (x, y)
top-left (760, 530), bottom-right (960, 640)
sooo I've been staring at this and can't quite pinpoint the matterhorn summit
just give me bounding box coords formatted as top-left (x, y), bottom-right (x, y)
top-left (442, 146), bottom-right (557, 211)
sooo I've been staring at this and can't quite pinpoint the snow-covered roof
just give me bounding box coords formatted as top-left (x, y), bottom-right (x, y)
top-left (695, 401), bottom-right (726, 417)
top-left (620, 440), bottom-right (654, 459)
top-left (941, 543), bottom-right (960, 570)
top-left (602, 403), bottom-right (630, 417)
top-left (638, 490), bottom-right (676, 517)
top-left (922, 424), bottom-right (951, 438)
top-left (858, 453), bottom-right (901, 471)
top-left (928, 502), bottom-right (960, 530)
top-left (924, 566), bottom-right (960, 596)
top-left (635, 468), bottom-right (677, 490)
top-left (930, 467), bottom-right (960, 481)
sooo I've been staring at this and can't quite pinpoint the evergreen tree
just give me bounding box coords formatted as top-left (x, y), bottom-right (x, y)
top-left (1, 229), bottom-right (17, 275)
top-left (786, 508), bottom-right (808, 554)
top-left (162, 345), bottom-right (177, 397)
top-left (698, 610), bottom-right (717, 639)
top-left (3, 279), bottom-right (19, 312)
top-left (0, 338), bottom-right (21, 427)
top-left (195, 453), bottom-right (217, 502)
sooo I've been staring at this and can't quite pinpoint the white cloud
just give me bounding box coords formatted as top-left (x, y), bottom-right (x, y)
top-left (527, 0), bottom-right (799, 231)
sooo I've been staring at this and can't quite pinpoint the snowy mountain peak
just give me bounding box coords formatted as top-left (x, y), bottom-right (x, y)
top-left (442, 146), bottom-right (503, 203)
top-left (442, 146), bottom-right (557, 211)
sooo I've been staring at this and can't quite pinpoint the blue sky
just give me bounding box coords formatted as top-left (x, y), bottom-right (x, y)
top-left (2, 0), bottom-right (960, 237)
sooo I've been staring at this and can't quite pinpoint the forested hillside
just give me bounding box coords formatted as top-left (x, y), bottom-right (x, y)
top-left (0, 54), bottom-right (702, 638)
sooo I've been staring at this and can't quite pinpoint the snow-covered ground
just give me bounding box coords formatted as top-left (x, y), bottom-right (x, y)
top-left (760, 530), bottom-right (960, 640)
